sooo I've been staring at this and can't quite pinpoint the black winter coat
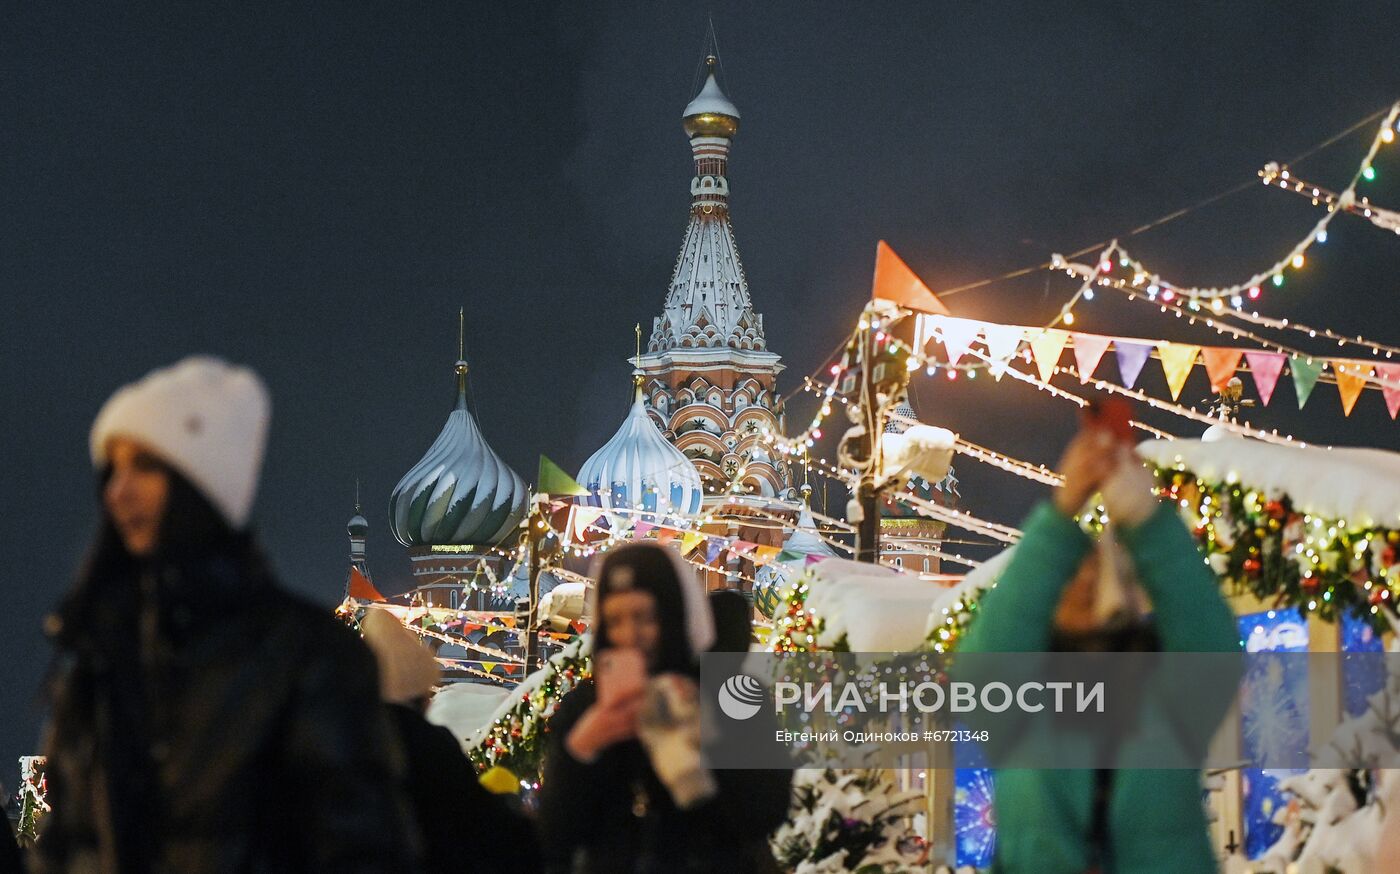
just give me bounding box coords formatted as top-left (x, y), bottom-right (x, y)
top-left (538, 681), bottom-right (791, 874)
top-left (385, 704), bottom-right (538, 870)
top-left (35, 558), bottom-right (419, 874)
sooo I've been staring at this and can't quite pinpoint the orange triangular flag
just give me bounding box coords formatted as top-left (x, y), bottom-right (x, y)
top-left (1334, 362), bottom-right (1371, 416)
top-left (1029, 330), bottom-right (1070, 383)
top-left (1201, 348), bottom-right (1245, 393)
top-left (870, 241), bottom-right (949, 315)
top-left (347, 566), bottom-right (385, 602)
top-left (1157, 343), bottom-right (1200, 401)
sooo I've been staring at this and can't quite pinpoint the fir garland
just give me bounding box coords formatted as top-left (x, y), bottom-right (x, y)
top-left (1152, 466), bottom-right (1399, 632)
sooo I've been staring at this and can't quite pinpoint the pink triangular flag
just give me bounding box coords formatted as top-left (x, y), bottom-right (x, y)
top-left (1029, 330), bottom-right (1070, 384)
top-left (1378, 363), bottom-right (1400, 419)
top-left (1071, 334), bottom-right (1112, 384)
top-left (1244, 351), bottom-right (1286, 406)
top-left (937, 317), bottom-right (984, 367)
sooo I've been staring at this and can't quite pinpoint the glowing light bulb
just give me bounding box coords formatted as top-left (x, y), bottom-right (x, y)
top-left (1291, 253), bottom-right (1305, 269)
top-left (1248, 286), bottom-right (1262, 300)
top-left (1362, 165), bottom-right (1376, 181)
top-left (1211, 298), bottom-right (1224, 313)
top-left (1161, 289), bottom-right (1176, 303)
top-left (1272, 274), bottom-right (1285, 287)
top-left (946, 368), bottom-right (958, 381)
top-left (1316, 230), bottom-right (1328, 243)
top-left (1063, 311), bottom-right (1076, 325)
top-left (1383, 127), bottom-right (1395, 144)
top-left (1083, 289), bottom-right (1095, 301)
top-left (1231, 295), bottom-right (1244, 308)
top-left (1099, 259), bottom-right (1112, 272)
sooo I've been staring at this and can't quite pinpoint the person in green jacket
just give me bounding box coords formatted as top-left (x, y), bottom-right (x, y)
top-left (959, 425), bottom-right (1240, 874)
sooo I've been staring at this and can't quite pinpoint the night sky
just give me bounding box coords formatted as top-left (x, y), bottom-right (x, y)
top-left (4, 3), bottom-right (1399, 784)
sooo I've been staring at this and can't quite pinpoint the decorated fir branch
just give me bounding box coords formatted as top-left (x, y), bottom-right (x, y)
top-left (770, 768), bottom-right (928, 874)
top-left (465, 634), bottom-right (592, 783)
top-left (16, 755), bottom-right (50, 847)
top-left (1151, 465), bottom-right (1398, 632)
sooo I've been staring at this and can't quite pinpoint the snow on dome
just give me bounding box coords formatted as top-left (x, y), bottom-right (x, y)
top-left (1136, 438), bottom-right (1400, 528)
top-left (782, 505), bottom-right (839, 560)
top-left (388, 363), bottom-right (528, 547)
top-left (682, 57), bottom-right (740, 138)
top-left (577, 389), bottom-right (704, 523)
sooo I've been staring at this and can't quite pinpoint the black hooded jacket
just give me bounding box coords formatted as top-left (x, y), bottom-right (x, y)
top-left (35, 486), bottom-right (418, 874)
top-left (537, 547), bottom-right (790, 874)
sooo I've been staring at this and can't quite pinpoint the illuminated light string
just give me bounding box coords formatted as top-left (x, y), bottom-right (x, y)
top-left (1220, 306), bottom-right (1400, 361)
top-left (1258, 164), bottom-right (1400, 235)
top-left (1080, 270), bottom-right (1400, 393)
top-left (802, 453), bottom-right (1022, 545)
top-left (1052, 364), bottom-right (1320, 447)
top-left (785, 377), bottom-right (1067, 487)
top-left (911, 322), bottom-right (1179, 440)
top-left (1073, 101), bottom-right (1400, 304)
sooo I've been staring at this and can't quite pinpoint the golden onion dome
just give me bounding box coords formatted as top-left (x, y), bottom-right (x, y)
top-left (682, 56), bottom-right (740, 139)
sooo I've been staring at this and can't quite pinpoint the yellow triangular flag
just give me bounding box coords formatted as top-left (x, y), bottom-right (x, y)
top-left (1029, 329), bottom-right (1069, 383)
top-left (679, 531), bottom-right (705, 555)
top-left (1156, 343), bottom-right (1201, 401)
top-left (1334, 362), bottom-right (1371, 416)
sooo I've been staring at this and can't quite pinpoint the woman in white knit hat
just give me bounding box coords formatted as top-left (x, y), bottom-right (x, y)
top-left (35, 356), bottom-right (420, 874)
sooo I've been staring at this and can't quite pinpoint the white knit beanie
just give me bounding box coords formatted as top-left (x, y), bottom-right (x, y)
top-left (90, 356), bottom-right (270, 529)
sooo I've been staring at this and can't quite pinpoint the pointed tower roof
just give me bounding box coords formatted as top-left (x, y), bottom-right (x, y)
top-left (781, 504), bottom-right (838, 559)
top-left (388, 316), bottom-right (528, 547)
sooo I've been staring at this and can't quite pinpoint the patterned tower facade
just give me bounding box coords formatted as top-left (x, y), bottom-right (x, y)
top-left (636, 57), bottom-right (792, 500)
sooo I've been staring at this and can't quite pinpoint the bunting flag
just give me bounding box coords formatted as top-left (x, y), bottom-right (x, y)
top-left (571, 507), bottom-right (606, 541)
top-left (1333, 362), bottom-right (1371, 416)
top-left (1157, 343), bottom-right (1201, 401)
top-left (1290, 356), bottom-right (1324, 409)
top-left (754, 545), bottom-right (782, 566)
top-left (347, 567), bottom-right (385, 602)
top-left (981, 324), bottom-right (1025, 380)
top-left (1378, 363), bottom-right (1400, 419)
top-left (1071, 333), bottom-right (1112, 384)
top-left (654, 527), bottom-right (679, 546)
top-left (1201, 348), bottom-right (1244, 393)
top-left (870, 241), bottom-right (950, 314)
top-left (704, 538), bottom-right (725, 564)
top-left (679, 531), bottom-right (706, 555)
top-left (633, 521), bottom-right (656, 539)
top-left (936, 317), bottom-right (983, 367)
top-left (1244, 351), bottom-right (1286, 406)
top-left (537, 455), bottom-right (589, 496)
top-left (1114, 341), bottom-right (1152, 389)
top-left (730, 540), bottom-right (758, 556)
top-left (1029, 330), bottom-right (1070, 383)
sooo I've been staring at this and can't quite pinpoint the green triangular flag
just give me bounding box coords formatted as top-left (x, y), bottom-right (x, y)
top-left (537, 455), bottom-right (589, 496)
top-left (1289, 355), bottom-right (1324, 409)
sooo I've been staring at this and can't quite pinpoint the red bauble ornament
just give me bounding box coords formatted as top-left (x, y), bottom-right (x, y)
top-left (1243, 558), bottom-right (1262, 576)
top-left (1301, 575), bottom-right (1319, 591)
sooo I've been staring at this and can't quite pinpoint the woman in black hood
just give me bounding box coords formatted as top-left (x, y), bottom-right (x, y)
top-left (538, 543), bottom-right (791, 873)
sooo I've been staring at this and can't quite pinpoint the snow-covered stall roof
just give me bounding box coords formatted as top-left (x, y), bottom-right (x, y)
top-left (1136, 439), bottom-right (1400, 528)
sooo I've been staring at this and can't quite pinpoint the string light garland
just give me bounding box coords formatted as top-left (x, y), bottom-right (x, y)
top-left (1064, 102), bottom-right (1400, 304)
top-left (1152, 464), bottom-right (1399, 632)
top-left (1258, 164), bottom-right (1400, 235)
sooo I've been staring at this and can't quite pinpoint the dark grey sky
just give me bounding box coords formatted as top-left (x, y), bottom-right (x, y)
top-left (4, 2), bottom-right (1398, 782)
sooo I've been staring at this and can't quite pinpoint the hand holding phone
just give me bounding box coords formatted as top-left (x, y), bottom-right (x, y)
top-left (595, 648), bottom-right (647, 707)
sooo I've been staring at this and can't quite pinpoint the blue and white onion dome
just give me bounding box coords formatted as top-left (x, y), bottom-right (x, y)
top-left (388, 359), bottom-right (528, 547)
top-left (577, 387), bottom-right (704, 524)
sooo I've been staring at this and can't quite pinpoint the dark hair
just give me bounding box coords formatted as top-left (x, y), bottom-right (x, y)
top-left (591, 543), bottom-right (695, 675)
top-left (56, 460), bottom-right (269, 648)
top-left (708, 589), bottom-right (752, 653)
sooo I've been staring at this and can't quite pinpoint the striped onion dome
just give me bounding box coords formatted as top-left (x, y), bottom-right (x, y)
top-left (389, 360), bottom-right (528, 547)
top-left (578, 387), bottom-right (704, 522)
